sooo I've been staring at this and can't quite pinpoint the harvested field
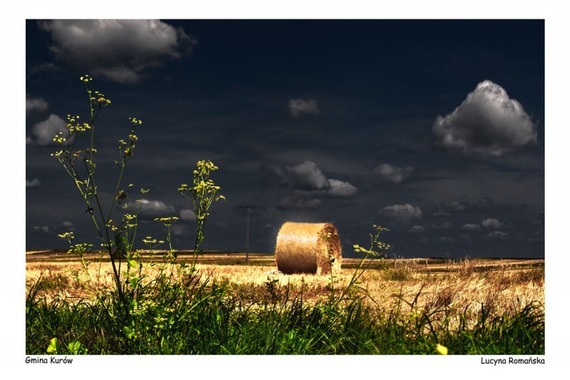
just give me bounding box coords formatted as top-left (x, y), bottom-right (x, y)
top-left (26, 250), bottom-right (544, 322)
top-left (25, 250), bottom-right (545, 355)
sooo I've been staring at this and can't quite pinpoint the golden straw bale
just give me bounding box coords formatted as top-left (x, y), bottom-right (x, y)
top-left (274, 222), bottom-right (342, 275)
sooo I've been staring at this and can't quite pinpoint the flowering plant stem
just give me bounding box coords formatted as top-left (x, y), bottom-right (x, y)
top-left (178, 160), bottom-right (225, 270)
top-left (52, 75), bottom-right (143, 315)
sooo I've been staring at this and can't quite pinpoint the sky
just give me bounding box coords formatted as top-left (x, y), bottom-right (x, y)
top-left (25, 19), bottom-right (545, 259)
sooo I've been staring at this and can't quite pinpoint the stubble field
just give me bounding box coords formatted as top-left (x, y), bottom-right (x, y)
top-left (25, 251), bottom-right (545, 355)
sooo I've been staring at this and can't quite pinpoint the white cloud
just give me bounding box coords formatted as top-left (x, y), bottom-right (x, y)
top-left (26, 95), bottom-right (48, 114)
top-left (288, 160), bottom-right (330, 190)
top-left (180, 209), bottom-right (196, 221)
top-left (32, 226), bottom-right (50, 233)
top-left (483, 231), bottom-right (509, 240)
top-left (30, 114), bottom-right (67, 145)
top-left (285, 161), bottom-right (358, 197)
top-left (288, 99), bottom-right (321, 117)
top-left (372, 163), bottom-right (413, 183)
top-left (482, 218), bottom-right (503, 229)
top-left (327, 179), bottom-right (358, 198)
top-left (26, 178), bottom-right (41, 188)
top-left (461, 223), bottom-right (481, 231)
top-left (135, 199), bottom-right (176, 218)
top-left (61, 221), bottom-right (75, 230)
top-left (433, 80), bottom-right (537, 156)
top-left (263, 161), bottom-right (358, 210)
top-left (39, 20), bottom-right (197, 84)
top-left (379, 203), bottom-right (422, 222)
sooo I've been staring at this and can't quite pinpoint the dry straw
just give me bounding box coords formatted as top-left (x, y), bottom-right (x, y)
top-left (274, 222), bottom-right (342, 275)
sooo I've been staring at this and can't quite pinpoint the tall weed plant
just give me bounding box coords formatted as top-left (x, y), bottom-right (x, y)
top-left (45, 75), bottom-right (228, 352)
top-left (51, 75), bottom-right (144, 313)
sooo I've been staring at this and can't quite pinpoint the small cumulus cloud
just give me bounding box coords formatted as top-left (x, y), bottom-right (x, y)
top-left (260, 161), bottom-right (358, 210)
top-left (288, 160), bottom-right (329, 190)
top-left (327, 179), bottom-right (358, 198)
top-left (134, 199), bottom-right (176, 218)
top-left (379, 203), bottom-right (422, 222)
top-left (26, 95), bottom-right (48, 114)
top-left (29, 114), bottom-right (67, 146)
top-left (288, 161), bottom-right (358, 198)
top-left (61, 221), bottom-right (75, 231)
top-left (462, 219), bottom-right (503, 232)
top-left (481, 218), bottom-right (503, 229)
top-left (32, 222), bottom-right (74, 235)
top-left (180, 209), bottom-right (196, 221)
top-left (288, 99), bottom-right (321, 117)
top-left (372, 163), bottom-right (414, 183)
top-left (433, 80), bottom-right (537, 156)
top-left (26, 178), bottom-right (41, 188)
top-left (483, 231), bottom-right (509, 240)
top-left (32, 226), bottom-right (50, 233)
top-left (461, 223), bottom-right (481, 231)
top-left (38, 20), bottom-right (197, 84)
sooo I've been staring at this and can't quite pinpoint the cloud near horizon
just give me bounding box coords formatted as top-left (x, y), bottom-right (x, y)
top-left (261, 160), bottom-right (358, 210)
top-left (132, 199), bottom-right (176, 219)
top-left (481, 218), bottom-right (503, 229)
top-left (261, 161), bottom-right (358, 197)
top-left (483, 231), bottom-right (509, 240)
top-left (288, 99), bottom-right (321, 117)
top-left (372, 163), bottom-right (414, 183)
top-left (26, 178), bottom-right (41, 188)
top-left (433, 80), bottom-right (537, 156)
top-left (379, 203), bottom-right (422, 222)
top-left (461, 223), bottom-right (481, 231)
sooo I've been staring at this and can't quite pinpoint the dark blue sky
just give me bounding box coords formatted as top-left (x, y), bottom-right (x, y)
top-left (26, 19), bottom-right (544, 258)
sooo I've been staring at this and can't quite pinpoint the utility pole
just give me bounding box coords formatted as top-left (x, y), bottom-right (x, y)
top-left (239, 204), bottom-right (256, 265)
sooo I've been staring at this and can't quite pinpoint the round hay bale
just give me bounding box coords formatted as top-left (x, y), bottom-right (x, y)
top-left (274, 222), bottom-right (342, 275)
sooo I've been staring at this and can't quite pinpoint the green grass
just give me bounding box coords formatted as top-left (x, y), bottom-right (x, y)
top-left (25, 270), bottom-right (544, 355)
